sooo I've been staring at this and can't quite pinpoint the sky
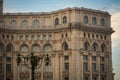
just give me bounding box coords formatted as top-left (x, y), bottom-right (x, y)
top-left (3, 0), bottom-right (120, 80)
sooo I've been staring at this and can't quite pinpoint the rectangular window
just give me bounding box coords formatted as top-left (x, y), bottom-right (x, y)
top-left (6, 57), bottom-right (11, 61)
top-left (6, 78), bottom-right (12, 80)
top-left (64, 56), bottom-right (69, 60)
top-left (92, 77), bottom-right (97, 80)
top-left (83, 55), bottom-right (88, 61)
top-left (65, 63), bottom-right (69, 71)
top-left (0, 63), bottom-right (2, 72)
top-left (83, 62), bottom-right (88, 72)
top-left (100, 57), bottom-right (104, 62)
top-left (0, 56), bottom-right (2, 61)
top-left (43, 35), bottom-right (46, 40)
top-left (37, 35), bottom-right (40, 40)
top-left (48, 35), bottom-right (52, 40)
top-left (92, 56), bottom-right (96, 61)
top-left (84, 76), bottom-right (88, 80)
top-left (6, 64), bottom-right (11, 72)
top-left (100, 64), bottom-right (104, 72)
top-left (92, 63), bottom-right (96, 72)
top-left (65, 77), bottom-right (69, 80)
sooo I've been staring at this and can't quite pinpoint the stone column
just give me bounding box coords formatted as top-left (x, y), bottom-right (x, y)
top-left (97, 53), bottom-right (100, 80)
top-left (89, 52), bottom-right (92, 80)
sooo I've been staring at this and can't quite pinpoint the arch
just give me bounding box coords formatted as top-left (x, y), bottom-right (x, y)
top-left (22, 20), bottom-right (28, 27)
top-left (83, 42), bottom-right (90, 50)
top-left (63, 16), bottom-right (67, 24)
top-left (100, 44), bottom-right (106, 52)
top-left (43, 44), bottom-right (52, 52)
top-left (10, 20), bottom-right (17, 26)
top-left (0, 43), bottom-right (4, 52)
top-left (92, 43), bottom-right (98, 51)
top-left (100, 18), bottom-right (105, 26)
top-left (20, 44), bottom-right (29, 52)
top-left (55, 18), bottom-right (59, 25)
top-left (84, 16), bottom-right (88, 24)
top-left (33, 19), bottom-right (40, 27)
top-left (0, 20), bottom-right (5, 26)
top-left (92, 17), bottom-right (96, 25)
top-left (62, 42), bottom-right (69, 51)
top-left (6, 44), bottom-right (13, 52)
top-left (31, 44), bottom-right (40, 52)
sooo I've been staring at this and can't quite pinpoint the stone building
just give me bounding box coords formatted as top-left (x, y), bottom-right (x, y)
top-left (0, 0), bottom-right (115, 80)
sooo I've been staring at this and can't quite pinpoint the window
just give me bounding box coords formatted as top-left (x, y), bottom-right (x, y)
top-left (62, 34), bottom-right (64, 38)
top-left (0, 20), bottom-right (5, 26)
top-left (92, 43), bottom-right (97, 51)
top-left (6, 44), bottom-right (12, 52)
top-left (65, 63), bottom-right (69, 71)
top-left (100, 64), bottom-right (104, 72)
top-left (25, 35), bottom-right (29, 40)
top-left (44, 44), bottom-right (52, 52)
top-left (83, 55), bottom-right (88, 61)
top-left (100, 44), bottom-right (106, 52)
top-left (92, 63), bottom-right (96, 72)
top-left (22, 20), bottom-right (28, 27)
top-left (65, 33), bottom-right (68, 38)
top-left (104, 35), bottom-right (106, 40)
top-left (37, 35), bottom-right (40, 40)
top-left (63, 42), bottom-right (68, 51)
top-left (21, 64), bottom-right (28, 73)
top-left (31, 35), bottom-right (35, 40)
top-left (84, 76), bottom-right (88, 80)
top-left (96, 35), bottom-right (98, 39)
top-left (92, 34), bottom-right (94, 38)
top-left (0, 44), bottom-right (3, 52)
top-left (100, 35), bottom-right (103, 39)
top-left (2, 34), bottom-right (5, 39)
top-left (88, 33), bottom-right (90, 38)
top-left (20, 35), bottom-right (24, 40)
top-left (65, 77), bottom-right (69, 80)
top-left (48, 35), bottom-right (52, 40)
top-left (93, 77), bottom-right (97, 80)
top-left (32, 44), bottom-right (40, 52)
top-left (92, 56), bottom-right (96, 61)
top-left (55, 18), bottom-right (59, 25)
top-left (6, 78), bottom-right (12, 80)
top-left (0, 56), bottom-right (2, 61)
top-left (83, 42), bottom-right (89, 50)
top-left (100, 77), bottom-right (104, 80)
top-left (83, 62), bottom-right (88, 72)
top-left (92, 17), bottom-right (96, 25)
top-left (100, 57), bottom-right (104, 62)
top-left (6, 64), bottom-right (11, 72)
top-left (64, 56), bottom-right (69, 60)
top-left (20, 44), bottom-right (29, 52)
top-left (7, 35), bottom-right (9, 39)
top-left (44, 63), bottom-right (52, 72)
top-left (11, 35), bottom-right (14, 40)
top-left (43, 35), bottom-right (46, 40)
top-left (84, 16), bottom-right (88, 24)
top-left (63, 16), bottom-right (67, 24)
top-left (6, 57), bottom-right (11, 61)
top-left (84, 33), bottom-right (86, 37)
top-left (100, 18), bottom-right (105, 26)
top-left (10, 20), bottom-right (17, 26)
top-left (33, 19), bottom-right (39, 27)
top-left (0, 63), bottom-right (2, 72)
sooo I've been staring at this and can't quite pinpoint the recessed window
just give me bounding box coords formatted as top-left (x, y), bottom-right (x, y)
top-left (83, 42), bottom-right (89, 50)
top-left (6, 57), bottom-right (11, 61)
top-left (44, 44), bottom-right (52, 52)
top-left (33, 19), bottom-right (39, 27)
top-left (0, 63), bottom-right (2, 72)
top-left (92, 43), bottom-right (98, 51)
top-left (55, 18), bottom-right (59, 25)
top-left (100, 64), bottom-right (104, 72)
top-left (25, 35), bottom-right (29, 40)
top-left (6, 64), bottom-right (11, 72)
top-left (83, 55), bottom-right (88, 61)
top-left (92, 63), bottom-right (96, 72)
top-left (10, 20), bottom-right (17, 26)
top-left (65, 63), bottom-right (69, 71)
top-left (92, 56), bottom-right (96, 61)
top-left (83, 62), bottom-right (88, 72)
top-left (31, 35), bottom-right (35, 40)
top-left (64, 56), bottom-right (69, 60)
top-left (48, 35), bottom-right (52, 40)
top-left (92, 17), bottom-right (96, 25)
top-left (32, 44), bottom-right (40, 52)
top-left (100, 18), bottom-right (105, 26)
top-left (6, 44), bottom-right (13, 52)
top-left (63, 42), bottom-right (68, 51)
top-left (20, 44), bottom-right (29, 52)
top-left (0, 43), bottom-right (3, 52)
top-left (84, 16), bottom-right (88, 24)
top-left (22, 20), bottom-right (28, 28)
top-left (100, 44), bottom-right (106, 52)
top-left (43, 35), bottom-right (46, 40)
top-left (0, 20), bottom-right (5, 26)
top-left (37, 35), bottom-right (40, 40)
top-left (63, 16), bottom-right (67, 24)
top-left (100, 57), bottom-right (104, 62)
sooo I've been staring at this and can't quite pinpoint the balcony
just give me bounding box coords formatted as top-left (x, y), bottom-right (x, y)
top-left (92, 71), bottom-right (99, 76)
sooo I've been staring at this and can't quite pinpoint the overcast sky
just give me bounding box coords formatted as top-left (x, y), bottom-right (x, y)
top-left (3, 0), bottom-right (120, 80)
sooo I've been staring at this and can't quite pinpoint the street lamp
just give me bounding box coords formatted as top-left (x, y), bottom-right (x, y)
top-left (16, 52), bottom-right (50, 80)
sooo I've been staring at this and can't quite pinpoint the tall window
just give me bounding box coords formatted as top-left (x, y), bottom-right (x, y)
top-left (100, 64), bottom-right (104, 72)
top-left (62, 42), bottom-right (68, 51)
top-left (93, 77), bottom-right (97, 80)
top-left (44, 44), bottom-right (52, 52)
top-left (25, 35), bottom-right (29, 40)
top-left (43, 35), bottom-right (46, 40)
top-left (83, 55), bottom-right (88, 61)
top-left (10, 20), bottom-right (17, 26)
top-left (20, 44), bottom-right (29, 52)
top-left (83, 42), bottom-right (89, 50)
top-left (63, 16), bottom-right (67, 24)
top-left (0, 43), bottom-right (3, 52)
top-left (32, 44), bottom-right (40, 52)
top-left (22, 20), bottom-right (28, 28)
top-left (6, 64), bottom-right (11, 72)
top-left (55, 18), bottom-right (59, 25)
top-left (84, 16), bottom-right (88, 24)
top-left (6, 57), bottom-right (11, 62)
top-left (83, 62), bottom-right (88, 72)
top-left (0, 63), bottom-right (2, 72)
top-left (92, 43), bottom-right (98, 51)
top-left (65, 77), bottom-right (69, 80)
top-left (65, 63), bottom-right (69, 71)
top-left (100, 18), bottom-right (105, 26)
top-left (92, 63), bottom-right (96, 72)
top-left (20, 35), bottom-right (24, 40)
top-left (37, 35), bottom-right (40, 40)
top-left (84, 76), bottom-right (88, 80)
top-left (33, 19), bottom-right (39, 27)
top-left (0, 20), bottom-right (5, 26)
top-left (6, 44), bottom-right (13, 52)
top-left (100, 44), bottom-right (106, 52)
top-left (92, 17), bottom-right (96, 25)
top-left (31, 35), bottom-right (35, 40)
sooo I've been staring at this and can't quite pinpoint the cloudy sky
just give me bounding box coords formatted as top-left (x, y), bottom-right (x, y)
top-left (3, 0), bottom-right (120, 80)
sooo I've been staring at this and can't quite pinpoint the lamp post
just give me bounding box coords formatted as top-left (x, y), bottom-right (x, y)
top-left (16, 52), bottom-right (50, 80)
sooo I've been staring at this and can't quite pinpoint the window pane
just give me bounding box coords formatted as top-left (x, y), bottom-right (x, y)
top-left (83, 62), bottom-right (88, 72)
top-left (6, 64), bottom-right (11, 72)
top-left (100, 64), bottom-right (104, 72)
top-left (92, 63), bottom-right (96, 72)
top-left (0, 63), bottom-right (2, 72)
top-left (65, 63), bottom-right (69, 71)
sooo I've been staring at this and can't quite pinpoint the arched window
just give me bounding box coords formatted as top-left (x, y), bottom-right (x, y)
top-left (20, 44), bottom-right (29, 52)
top-left (63, 16), bottom-right (67, 24)
top-left (32, 44), bottom-right (40, 52)
top-left (92, 17), bottom-right (96, 25)
top-left (6, 44), bottom-right (13, 52)
top-left (100, 44), bottom-right (106, 52)
top-left (62, 42), bottom-right (68, 51)
top-left (84, 16), bottom-right (88, 24)
top-left (100, 18), bottom-right (105, 26)
top-left (0, 43), bottom-right (4, 52)
top-left (10, 20), bottom-right (17, 26)
top-left (92, 43), bottom-right (98, 51)
top-left (55, 18), bottom-right (59, 25)
top-left (33, 19), bottom-right (39, 27)
top-left (83, 42), bottom-right (89, 50)
top-left (0, 20), bottom-right (5, 26)
top-left (43, 44), bottom-right (52, 52)
top-left (25, 35), bottom-right (29, 40)
top-left (22, 20), bottom-right (28, 28)
top-left (31, 35), bottom-right (35, 40)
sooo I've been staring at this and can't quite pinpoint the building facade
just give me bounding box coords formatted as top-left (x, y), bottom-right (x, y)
top-left (0, 1), bottom-right (114, 80)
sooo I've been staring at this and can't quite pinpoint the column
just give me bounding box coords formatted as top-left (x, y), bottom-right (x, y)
top-left (89, 53), bottom-right (92, 80)
top-left (97, 53), bottom-right (100, 80)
